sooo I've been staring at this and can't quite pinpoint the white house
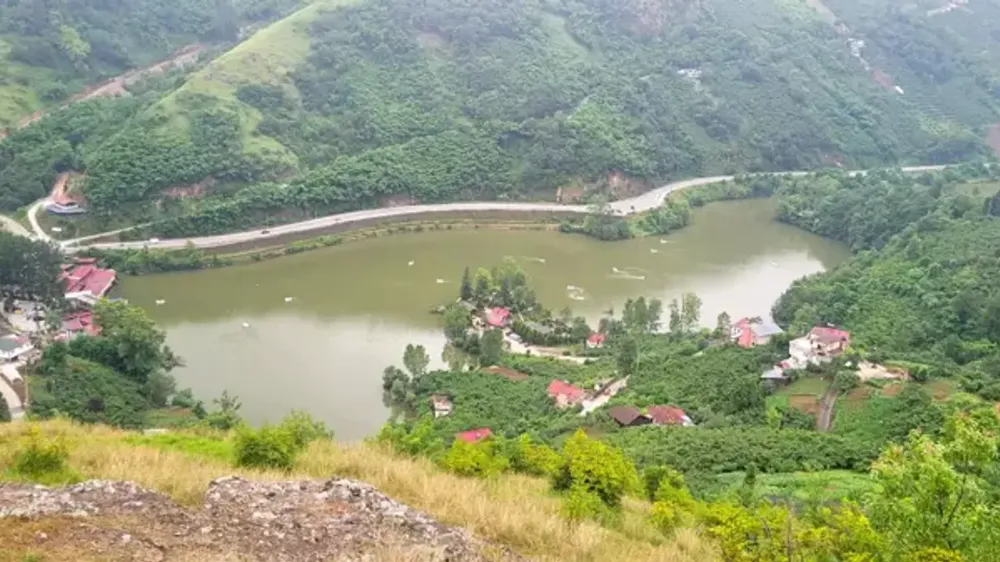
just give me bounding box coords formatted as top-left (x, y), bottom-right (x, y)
top-left (431, 394), bottom-right (453, 418)
top-left (0, 334), bottom-right (33, 362)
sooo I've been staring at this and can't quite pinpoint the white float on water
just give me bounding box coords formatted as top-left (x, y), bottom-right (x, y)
top-left (155, 299), bottom-right (166, 305)
top-left (408, 260), bottom-right (415, 266)
top-left (242, 322), bottom-right (250, 329)
top-left (284, 297), bottom-right (294, 303)
top-left (436, 279), bottom-right (446, 284)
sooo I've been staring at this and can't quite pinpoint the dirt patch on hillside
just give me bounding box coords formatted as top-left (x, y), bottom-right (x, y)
top-left (0, 477), bottom-right (521, 562)
top-left (788, 394), bottom-right (821, 416)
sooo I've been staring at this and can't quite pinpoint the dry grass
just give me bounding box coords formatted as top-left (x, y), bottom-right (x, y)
top-left (0, 421), bottom-right (718, 562)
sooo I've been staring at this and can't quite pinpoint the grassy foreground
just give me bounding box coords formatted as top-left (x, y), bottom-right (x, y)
top-left (0, 421), bottom-right (717, 562)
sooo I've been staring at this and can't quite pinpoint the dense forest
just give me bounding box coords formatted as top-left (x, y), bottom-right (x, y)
top-left (1, 0), bottom-right (995, 234)
top-left (0, 0), bottom-right (305, 128)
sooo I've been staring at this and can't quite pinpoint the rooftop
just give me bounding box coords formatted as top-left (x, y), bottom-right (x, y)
top-left (60, 260), bottom-right (117, 298)
top-left (808, 326), bottom-right (851, 345)
top-left (607, 406), bottom-right (644, 426)
top-left (455, 428), bottom-right (493, 444)
top-left (0, 334), bottom-right (30, 352)
top-left (646, 405), bottom-right (691, 426)
top-left (546, 380), bottom-right (586, 403)
top-left (485, 307), bottom-right (511, 328)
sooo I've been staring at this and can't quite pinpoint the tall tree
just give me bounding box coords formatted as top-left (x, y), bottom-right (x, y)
top-left (403, 343), bottom-right (430, 378)
top-left (0, 393), bottom-right (11, 422)
top-left (443, 305), bottom-right (470, 342)
top-left (715, 311), bottom-right (732, 339)
top-left (88, 300), bottom-right (177, 384)
top-left (0, 233), bottom-right (63, 303)
top-left (668, 299), bottom-right (682, 334)
top-left (479, 328), bottom-right (504, 367)
top-left (680, 292), bottom-right (702, 333)
top-left (460, 266), bottom-right (473, 301)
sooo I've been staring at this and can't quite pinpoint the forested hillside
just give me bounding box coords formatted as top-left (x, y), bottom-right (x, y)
top-left (2, 0), bottom-right (1000, 231)
top-left (0, 0), bottom-right (305, 128)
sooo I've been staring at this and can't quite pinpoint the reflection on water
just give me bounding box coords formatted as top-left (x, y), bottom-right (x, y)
top-left (122, 199), bottom-right (849, 440)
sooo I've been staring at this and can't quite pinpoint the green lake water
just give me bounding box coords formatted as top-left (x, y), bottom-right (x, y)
top-left (121, 199), bottom-right (849, 439)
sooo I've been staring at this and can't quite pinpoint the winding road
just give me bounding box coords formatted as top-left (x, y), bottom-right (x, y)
top-left (63, 165), bottom-right (946, 252)
top-left (1, 164), bottom-right (950, 251)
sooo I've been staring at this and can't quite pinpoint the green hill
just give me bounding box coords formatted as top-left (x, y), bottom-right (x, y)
top-left (0, 0), bottom-right (306, 129)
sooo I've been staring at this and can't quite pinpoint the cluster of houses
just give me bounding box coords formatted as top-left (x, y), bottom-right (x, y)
top-left (473, 304), bottom-right (608, 349)
top-left (435, 366), bottom-right (694, 443)
top-left (1, 258), bottom-right (117, 362)
top-left (55, 258), bottom-right (118, 341)
top-left (730, 318), bottom-right (851, 381)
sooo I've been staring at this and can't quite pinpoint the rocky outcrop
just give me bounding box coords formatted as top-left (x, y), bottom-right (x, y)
top-left (0, 477), bottom-right (524, 561)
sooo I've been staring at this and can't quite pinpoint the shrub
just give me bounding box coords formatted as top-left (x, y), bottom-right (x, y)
top-left (279, 410), bottom-right (333, 450)
top-left (440, 439), bottom-right (509, 478)
top-left (509, 434), bottom-right (562, 477)
top-left (233, 425), bottom-right (296, 470)
top-left (9, 429), bottom-right (80, 485)
top-left (560, 484), bottom-right (607, 522)
top-left (553, 430), bottom-right (639, 508)
top-left (835, 370), bottom-right (861, 393)
top-left (375, 417), bottom-right (446, 458)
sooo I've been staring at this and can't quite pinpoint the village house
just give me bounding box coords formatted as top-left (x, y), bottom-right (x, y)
top-left (455, 428), bottom-right (493, 444)
top-left (60, 258), bottom-right (117, 301)
top-left (789, 326), bottom-right (851, 367)
top-left (608, 406), bottom-right (652, 427)
top-left (57, 310), bottom-right (101, 341)
top-left (0, 334), bottom-right (33, 362)
top-left (485, 307), bottom-right (511, 328)
top-left (547, 379), bottom-right (586, 409)
top-left (431, 394), bottom-right (453, 418)
top-left (646, 405), bottom-right (695, 427)
top-left (586, 333), bottom-right (607, 349)
top-left (731, 317), bottom-right (784, 348)
top-left (763, 326), bottom-right (852, 380)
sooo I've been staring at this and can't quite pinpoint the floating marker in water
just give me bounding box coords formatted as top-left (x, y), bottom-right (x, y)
top-left (408, 260), bottom-right (415, 266)
top-left (436, 279), bottom-right (446, 284)
top-left (650, 248), bottom-right (659, 254)
top-left (155, 299), bottom-right (166, 305)
top-left (284, 297), bottom-right (294, 303)
top-left (242, 322), bottom-right (251, 329)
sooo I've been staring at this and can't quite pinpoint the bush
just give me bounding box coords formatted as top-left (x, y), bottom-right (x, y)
top-left (509, 434), bottom-right (562, 477)
top-left (9, 429), bottom-right (80, 485)
top-left (553, 430), bottom-right (639, 508)
top-left (233, 425), bottom-right (296, 470)
top-left (278, 410), bottom-right (333, 450)
top-left (561, 484), bottom-right (608, 522)
top-left (440, 439), bottom-right (510, 478)
top-left (835, 370), bottom-right (861, 393)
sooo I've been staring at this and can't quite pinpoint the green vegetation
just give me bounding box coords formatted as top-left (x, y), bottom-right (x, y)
top-left (0, 232), bottom-right (63, 303)
top-left (771, 165), bottom-right (1000, 401)
top-left (0, 0), bottom-right (304, 128)
top-left (4, 0), bottom-right (988, 237)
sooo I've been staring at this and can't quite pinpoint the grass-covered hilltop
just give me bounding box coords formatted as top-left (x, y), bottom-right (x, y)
top-left (2, 0), bottom-right (1000, 236)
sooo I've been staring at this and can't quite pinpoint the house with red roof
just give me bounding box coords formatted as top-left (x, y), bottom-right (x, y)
top-left (58, 310), bottom-right (101, 341)
top-left (484, 307), bottom-right (511, 328)
top-left (586, 333), bottom-right (607, 349)
top-left (60, 258), bottom-right (116, 300)
top-left (731, 318), bottom-right (784, 348)
top-left (455, 428), bottom-right (493, 444)
top-left (608, 406), bottom-right (651, 427)
top-left (646, 405), bottom-right (695, 427)
top-left (547, 380), bottom-right (587, 409)
top-left (787, 325), bottom-right (851, 368)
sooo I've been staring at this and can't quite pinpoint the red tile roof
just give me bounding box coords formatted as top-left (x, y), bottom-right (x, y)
top-left (809, 326), bottom-right (851, 345)
top-left (647, 405), bottom-right (690, 426)
top-left (587, 333), bottom-right (607, 346)
top-left (547, 380), bottom-right (586, 404)
top-left (455, 428), bottom-right (493, 444)
top-left (485, 307), bottom-right (511, 328)
top-left (60, 261), bottom-right (116, 297)
top-left (61, 311), bottom-right (101, 337)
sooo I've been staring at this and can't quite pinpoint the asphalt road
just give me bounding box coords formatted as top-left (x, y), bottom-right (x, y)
top-left (70, 165), bottom-right (947, 252)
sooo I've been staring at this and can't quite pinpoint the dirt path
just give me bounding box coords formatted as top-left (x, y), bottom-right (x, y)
top-left (0, 214), bottom-right (30, 237)
top-left (8, 43), bottom-right (207, 132)
top-left (816, 382), bottom-right (838, 432)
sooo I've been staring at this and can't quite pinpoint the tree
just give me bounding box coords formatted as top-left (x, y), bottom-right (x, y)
top-left (870, 414), bottom-right (999, 559)
top-left (479, 329), bottom-right (504, 366)
top-left (668, 299), bottom-right (682, 334)
top-left (0, 393), bottom-right (11, 422)
top-left (571, 317), bottom-right (591, 343)
top-left (403, 344), bottom-right (430, 378)
top-left (616, 336), bottom-right (639, 376)
top-left (204, 390), bottom-right (243, 430)
top-left (715, 312), bottom-right (732, 339)
top-left (443, 305), bottom-right (470, 342)
top-left (473, 268), bottom-right (493, 304)
top-left (553, 430), bottom-right (639, 508)
top-left (460, 266), bottom-right (473, 301)
top-left (0, 233), bottom-right (63, 303)
top-left (680, 292), bottom-right (702, 333)
top-left (91, 300), bottom-right (177, 384)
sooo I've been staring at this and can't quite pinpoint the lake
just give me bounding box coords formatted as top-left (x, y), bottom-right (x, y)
top-left (121, 199), bottom-right (849, 439)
